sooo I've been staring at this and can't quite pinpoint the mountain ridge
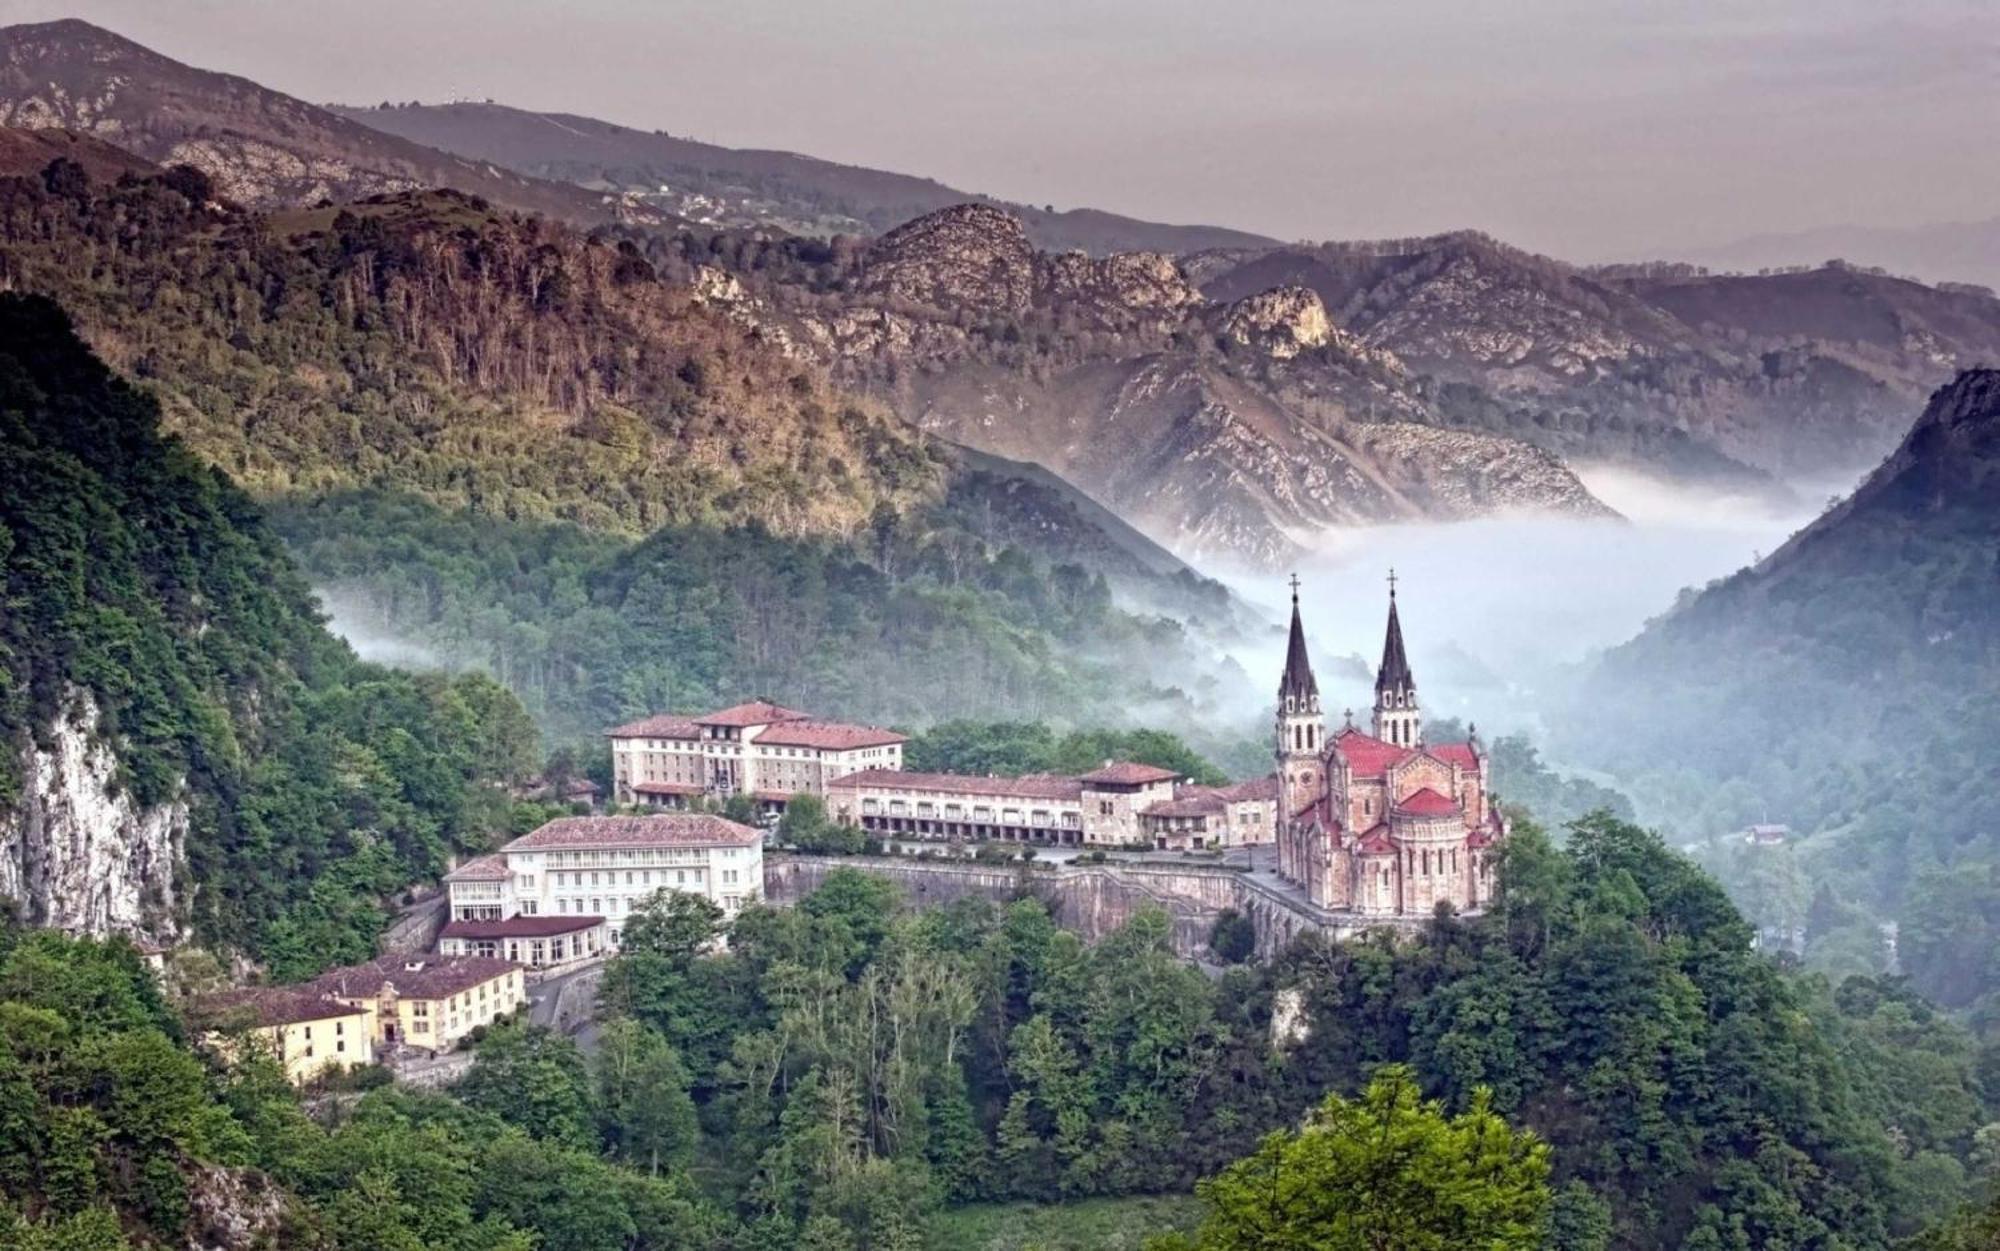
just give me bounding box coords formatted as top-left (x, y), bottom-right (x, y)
top-left (0, 18), bottom-right (648, 226)
top-left (330, 97), bottom-right (1278, 255)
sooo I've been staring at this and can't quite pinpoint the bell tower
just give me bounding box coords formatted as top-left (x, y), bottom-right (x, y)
top-left (1276, 574), bottom-right (1326, 821)
top-left (1372, 569), bottom-right (1422, 748)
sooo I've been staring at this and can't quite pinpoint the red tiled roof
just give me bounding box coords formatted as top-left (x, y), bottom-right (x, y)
top-left (504, 814), bottom-right (760, 851)
top-left (193, 988), bottom-right (362, 1029)
top-left (441, 916), bottom-right (604, 940)
top-left (1431, 743), bottom-right (1480, 771)
top-left (1467, 828), bottom-right (1495, 849)
top-left (445, 854), bottom-right (509, 881)
top-left (697, 701), bottom-right (811, 728)
top-left (607, 713), bottom-right (702, 739)
top-left (632, 781), bottom-right (702, 796)
top-left (1333, 728), bottom-right (1411, 778)
top-left (829, 768), bottom-right (1082, 802)
top-left (1077, 761), bottom-right (1180, 786)
top-left (311, 955), bottom-right (518, 1002)
top-left (756, 720), bottom-right (907, 750)
top-left (1142, 789), bottom-right (1226, 819)
top-left (1215, 774), bottom-right (1280, 803)
top-left (1355, 825), bottom-right (1397, 855)
top-left (1395, 787), bottom-right (1460, 817)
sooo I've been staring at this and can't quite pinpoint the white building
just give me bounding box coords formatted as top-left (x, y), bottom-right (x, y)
top-left (608, 701), bottom-right (906, 814)
top-left (440, 814), bottom-right (764, 965)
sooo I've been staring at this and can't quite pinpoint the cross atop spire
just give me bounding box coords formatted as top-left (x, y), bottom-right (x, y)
top-left (1277, 577), bottom-right (1319, 709)
top-left (1375, 574), bottom-right (1414, 697)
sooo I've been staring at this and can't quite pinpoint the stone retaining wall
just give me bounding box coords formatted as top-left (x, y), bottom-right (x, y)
top-left (762, 855), bottom-right (1428, 961)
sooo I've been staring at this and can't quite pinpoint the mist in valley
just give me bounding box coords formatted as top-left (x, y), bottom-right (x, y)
top-left (1212, 465), bottom-right (1834, 792)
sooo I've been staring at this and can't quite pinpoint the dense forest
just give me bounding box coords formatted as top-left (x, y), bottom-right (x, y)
top-left (1566, 370), bottom-right (2000, 1014)
top-left (0, 294), bottom-right (539, 971)
top-left (6, 815), bottom-right (1994, 1248)
top-left (0, 159), bottom-right (937, 539)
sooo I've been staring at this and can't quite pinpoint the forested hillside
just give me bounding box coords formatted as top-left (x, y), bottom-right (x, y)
top-left (271, 491), bottom-right (1251, 750)
top-left (0, 294), bottom-right (538, 971)
top-left (0, 160), bottom-right (938, 539)
top-left (1567, 370), bottom-right (2000, 1010)
top-left (0, 149), bottom-right (1256, 756)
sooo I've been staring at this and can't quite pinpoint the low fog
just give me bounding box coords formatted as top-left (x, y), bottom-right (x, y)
top-left (1219, 466), bottom-right (1828, 747)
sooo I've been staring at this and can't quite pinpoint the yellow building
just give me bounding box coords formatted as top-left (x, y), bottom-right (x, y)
top-left (194, 989), bottom-right (374, 1084)
top-left (309, 955), bottom-right (526, 1053)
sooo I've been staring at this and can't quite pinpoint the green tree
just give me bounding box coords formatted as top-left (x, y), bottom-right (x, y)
top-left (457, 1025), bottom-right (597, 1149)
top-left (595, 1020), bottom-right (699, 1175)
top-left (1162, 1065), bottom-right (1550, 1251)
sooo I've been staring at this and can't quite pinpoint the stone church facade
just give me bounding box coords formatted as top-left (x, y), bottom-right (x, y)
top-left (1273, 580), bottom-right (1506, 916)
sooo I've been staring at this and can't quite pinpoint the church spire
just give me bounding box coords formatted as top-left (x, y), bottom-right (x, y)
top-left (1372, 570), bottom-right (1421, 747)
top-left (1278, 573), bottom-right (1319, 710)
top-left (1375, 570), bottom-right (1413, 697)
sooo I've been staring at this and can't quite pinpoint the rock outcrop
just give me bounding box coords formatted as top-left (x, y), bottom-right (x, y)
top-left (0, 689), bottom-right (184, 943)
top-left (721, 205), bottom-right (1618, 567)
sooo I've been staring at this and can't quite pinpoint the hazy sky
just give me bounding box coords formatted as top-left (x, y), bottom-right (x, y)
top-left (9, 0), bottom-right (1995, 258)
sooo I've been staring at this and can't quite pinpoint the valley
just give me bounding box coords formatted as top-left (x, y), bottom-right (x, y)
top-left (0, 10), bottom-right (1996, 1251)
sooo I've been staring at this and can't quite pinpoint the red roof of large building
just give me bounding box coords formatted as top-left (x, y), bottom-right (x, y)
top-left (1395, 787), bottom-right (1461, 817)
top-left (504, 814), bottom-right (760, 851)
top-left (696, 701), bottom-right (811, 728)
top-left (607, 713), bottom-right (702, 739)
top-left (632, 781), bottom-right (703, 797)
top-left (441, 916), bottom-right (604, 940)
top-left (1332, 728), bottom-right (1408, 777)
top-left (444, 854), bottom-right (509, 882)
top-left (1334, 728), bottom-right (1483, 781)
top-left (1431, 743), bottom-right (1480, 771)
top-left (310, 955), bottom-right (518, 1002)
top-left (192, 988), bottom-right (362, 1029)
top-left (829, 768), bottom-right (1082, 802)
top-left (755, 720), bottom-right (907, 750)
top-left (1077, 761), bottom-right (1181, 786)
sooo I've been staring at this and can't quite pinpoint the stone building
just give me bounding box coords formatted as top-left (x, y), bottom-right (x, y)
top-left (1138, 776), bottom-right (1281, 850)
top-left (440, 813), bottom-right (764, 961)
top-left (826, 762), bottom-right (1278, 850)
top-left (1273, 579), bottom-right (1506, 916)
top-left (308, 954), bottom-right (525, 1053)
top-left (608, 701), bottom-right (906, 814)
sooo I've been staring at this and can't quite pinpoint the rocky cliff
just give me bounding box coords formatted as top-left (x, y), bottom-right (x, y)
top-left (678, 205), bottom-right (1617, 568)
top-left (1195, 234), bottom-right (2000, 484)
top-left (0, 690), bottom-right (183, 942)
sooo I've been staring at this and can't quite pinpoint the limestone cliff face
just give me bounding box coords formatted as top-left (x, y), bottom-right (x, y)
top-left (0, 688), bottom-right (184, 943)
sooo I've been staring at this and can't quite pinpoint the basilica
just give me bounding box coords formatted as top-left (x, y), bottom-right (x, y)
top-left (1273, 578), bottom-right (1507, 916)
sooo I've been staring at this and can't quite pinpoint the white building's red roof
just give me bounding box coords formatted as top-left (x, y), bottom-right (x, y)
top-left (504, 814), bottom-right (760, 851)
top-left (756, 720), bottom-right (906, 750)
top-left (606, 713), bottom-right (701, 739)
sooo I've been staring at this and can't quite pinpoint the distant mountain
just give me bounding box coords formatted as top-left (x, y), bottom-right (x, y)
top-left (0, 19), bottom-right (640, 225)
top-left (331, 98), bottom-right (1277, 255)
top-left (1191, 233), bottom-right (2000, 482)
top-left (1565, 369), bottom-right (2000, 1000)
top-left (653, 204), bottom-right (1614, 568)
top-left (1662, 218), bottom-right (2000, 293)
